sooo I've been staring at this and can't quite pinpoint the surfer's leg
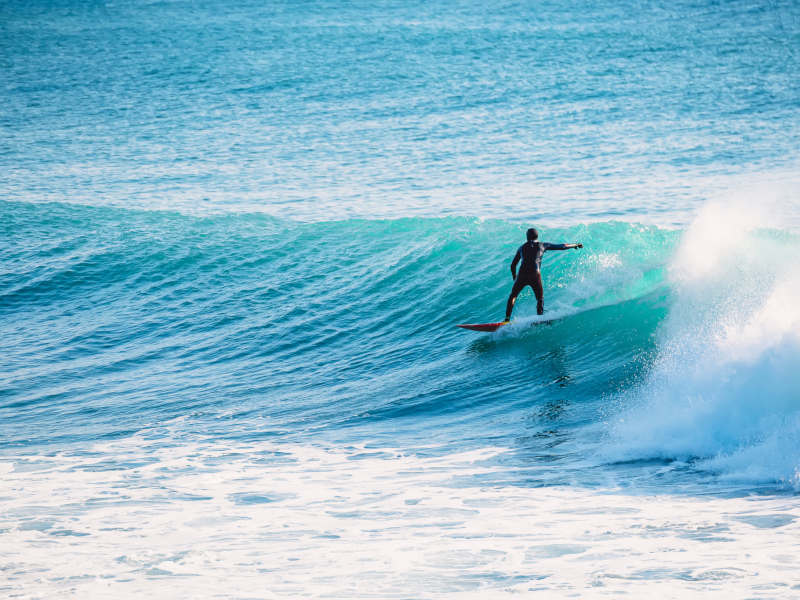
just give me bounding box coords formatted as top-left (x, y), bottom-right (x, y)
top-left (533, 272), bottom-right (544, 315)
top-left (505, 278), bottom-right (525, 321)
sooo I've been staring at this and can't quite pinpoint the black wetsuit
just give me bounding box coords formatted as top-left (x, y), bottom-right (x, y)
top-left (512, 241), bottom-right (567, 275)
top-left (508, 241), bottom-right (567, 316)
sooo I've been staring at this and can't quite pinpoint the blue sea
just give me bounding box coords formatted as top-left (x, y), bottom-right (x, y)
top-left (2, 0), bottom-right (800, 597)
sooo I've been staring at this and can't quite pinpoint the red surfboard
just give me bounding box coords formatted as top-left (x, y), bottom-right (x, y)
top-left (456, 321), bottom-right (509, 332)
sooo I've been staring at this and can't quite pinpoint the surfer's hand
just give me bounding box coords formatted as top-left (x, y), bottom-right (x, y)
top-left (575, 243), bottom-right (583, 249)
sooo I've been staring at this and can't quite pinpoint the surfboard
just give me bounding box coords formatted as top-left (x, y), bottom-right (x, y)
top-left (456, 321), bottom-right (508, 332)
top-left (456, 316), bottom-right (558, 332)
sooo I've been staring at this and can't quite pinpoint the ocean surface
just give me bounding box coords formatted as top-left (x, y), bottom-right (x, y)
top-left (2, 0), bottom-right (800, 597)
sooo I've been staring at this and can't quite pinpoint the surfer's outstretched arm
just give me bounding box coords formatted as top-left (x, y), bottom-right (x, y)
top-left (544, 242), bottom-right (583, 251)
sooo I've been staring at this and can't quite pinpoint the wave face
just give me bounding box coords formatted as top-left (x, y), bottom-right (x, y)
top-left (3, 199), bottom-right (799, 489)
top-left (0, 202), bottom-right (669, 448)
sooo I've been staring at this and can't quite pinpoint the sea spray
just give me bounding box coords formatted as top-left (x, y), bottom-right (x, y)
top-left (609, 200), bottom-right (800, 486)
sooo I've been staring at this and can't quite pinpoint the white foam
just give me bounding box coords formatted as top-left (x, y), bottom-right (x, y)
top-left (2, 439), bottom-right (800, 598)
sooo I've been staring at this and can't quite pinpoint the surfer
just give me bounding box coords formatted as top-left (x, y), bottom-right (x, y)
top-left (504, 228), bottom-right (582, 321)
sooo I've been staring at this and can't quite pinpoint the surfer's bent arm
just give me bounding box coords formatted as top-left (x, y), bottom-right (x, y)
top-left (543, 242), bottom-right (583, 251)
top-left (510, 247), bottom-right (521, 279)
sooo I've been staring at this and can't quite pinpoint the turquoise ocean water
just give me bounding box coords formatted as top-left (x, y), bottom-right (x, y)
top-left (2, 0), bottom-right (800, 596)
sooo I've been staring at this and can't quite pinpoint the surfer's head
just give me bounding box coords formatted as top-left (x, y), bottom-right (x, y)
top-left (526, 228), bottom-right (539, 241)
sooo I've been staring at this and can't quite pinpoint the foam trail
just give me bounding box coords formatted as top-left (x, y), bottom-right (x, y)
top-left (610, 196), bottom-right (800, 486)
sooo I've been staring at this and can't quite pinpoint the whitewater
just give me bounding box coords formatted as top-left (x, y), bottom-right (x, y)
top-left (2, 0), bottom-right (800, 597)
